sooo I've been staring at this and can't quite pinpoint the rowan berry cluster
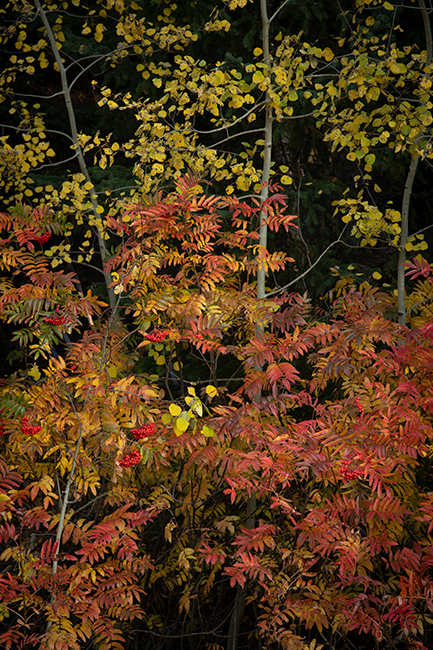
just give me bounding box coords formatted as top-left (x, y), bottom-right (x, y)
top-left (33, 233), bottom-right (51, 244)
top-left (144, 329), bottom-right (169, 342)
top-left (119, 450), bottom-right (141, 467)
top-left (130, 423), bottom-right (156, 440)
top-left (20, 417), bottom-right (42, 436)
top-left (341, 459), bottom-right (363, 481)
top-left (354, 397), bottom-right (364, 415)
top-left (43, 316), bottom-right (66, 326)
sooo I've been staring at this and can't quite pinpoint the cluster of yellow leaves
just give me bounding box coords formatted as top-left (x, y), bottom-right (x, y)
top-left (332, 189), bottom-right (402, 247)
top-left (323, 42), bottom-right (433, 166)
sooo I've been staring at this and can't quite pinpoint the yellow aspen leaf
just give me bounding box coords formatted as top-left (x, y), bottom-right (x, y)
top-left (374, 184), bottom-right (382, 192)
top-left (280, 175), bottom-right (292, 185)
top-left (206, 385), bottom-right (217, 398)
top-left (252, 70), bottom-right (264, 84)
top-left (176, 416), bottom-right (189, 432)
top-left (202, 425), bottom-right (215, 437)
top-left (384, 1), bottom-right (394, 9)
top-left (96, 205), bottom-right (104, 213)
top-left (162, 413), bottom-right (171, 425)
top-left (322, 47), bottom-right (334, 61)
top-left (372, 271), bottom-right (382, 280)
top-left (169, 404), bottom-right (182, 417)
top-left (366, 87), bottom-right (380, 101)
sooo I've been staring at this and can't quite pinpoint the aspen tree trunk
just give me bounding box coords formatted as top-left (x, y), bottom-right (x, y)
top-left (398, 156), bottom-right (419, 324)
top-left (397, 0), bottom-right (431, 325)
top-left (35, 0), bottom-right (117, 314)
top-left (256, 0), bottom-right (273, 302)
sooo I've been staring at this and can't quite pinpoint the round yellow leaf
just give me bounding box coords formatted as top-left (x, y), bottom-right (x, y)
top-left (169, 403), bottom-right (182, 417)
top-left (206, 385), bottom-right (217, 398)
top-left (322, 47), bottom-right (334, 62)
top-left (176, 416), bottom-right (190, 432)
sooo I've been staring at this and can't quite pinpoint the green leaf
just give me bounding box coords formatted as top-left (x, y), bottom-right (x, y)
top-left (202, 425), bottom-right (215, 437)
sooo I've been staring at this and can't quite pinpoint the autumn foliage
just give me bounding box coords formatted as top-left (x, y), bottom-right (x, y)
top-left (0, 172), bottom-right (432, 650)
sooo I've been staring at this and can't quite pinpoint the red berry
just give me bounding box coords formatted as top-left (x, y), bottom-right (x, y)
top-left (20, 417), bottom-right (42, 436)
top-left (340, 457), bottom-right (363, 481)
top-left (119, 450), bottom-right (141, 467)
top-left (33, 233), bottom-right (51, 244)
top-left (144, 329), bottom-right (169, 342)
top-left (130, 423), bottom-right (156, 440)
top-left (43, 316), bottom-right (66, 326)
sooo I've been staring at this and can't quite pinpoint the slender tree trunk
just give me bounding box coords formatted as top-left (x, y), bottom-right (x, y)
top-left (34, 0), bottom-right (117, 314)
top-left (398, 155), bottom-right (419, 325)
top-left (257, 0), bottom-right (273, 301)
top-left (397, 0), bottom-right (431, 325)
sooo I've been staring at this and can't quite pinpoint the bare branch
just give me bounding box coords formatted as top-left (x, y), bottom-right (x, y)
top-left (265, 227), bottom-right (348, 298)
top-left (269, 0), bottom-right (291, 25)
